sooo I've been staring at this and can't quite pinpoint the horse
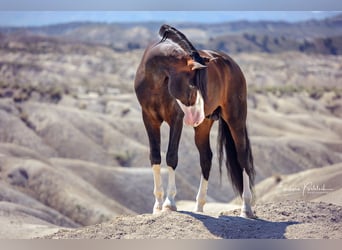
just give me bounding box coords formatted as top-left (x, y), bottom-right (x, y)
top-left (134, 24), bottom-right (255, 218)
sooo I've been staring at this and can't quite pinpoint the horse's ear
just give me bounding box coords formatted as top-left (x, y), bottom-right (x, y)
top-left (202, 57), bottom-right (218, 63)
top-left (187, 59), bottom-right (207, 70)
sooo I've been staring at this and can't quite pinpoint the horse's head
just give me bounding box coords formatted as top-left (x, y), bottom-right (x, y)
top-left (166, 57), bottom-right (206, 127)
top-left (159, 24), bottom-right (208, 127)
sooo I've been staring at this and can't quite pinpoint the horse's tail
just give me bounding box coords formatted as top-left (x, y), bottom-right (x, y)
top-left (217, 117), bottom-right (255, 196)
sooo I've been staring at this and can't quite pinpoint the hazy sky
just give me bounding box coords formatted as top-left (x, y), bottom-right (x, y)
top-left (0, 11), bottom-right (340, 27)
top-left (0, 0), bottom-right (341, 10)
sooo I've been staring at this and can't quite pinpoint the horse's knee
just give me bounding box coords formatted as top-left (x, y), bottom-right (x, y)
top-left (150, 151), bottom-right (161, 165)
top-left (166, 152), bottom-right (178, 169)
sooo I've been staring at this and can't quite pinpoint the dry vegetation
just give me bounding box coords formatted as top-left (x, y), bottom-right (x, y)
top-left (0, 21), bottom-right (341, 239)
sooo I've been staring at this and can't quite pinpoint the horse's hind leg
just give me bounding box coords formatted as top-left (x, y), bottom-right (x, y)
top-left (194, 119), bottom-right (214, 212)
top-left (142, 111), bottom-right (164, 214)
top-left (163, 115), bottom-right (183, 212)
top-left (227, 120), bottom-right (255, 218)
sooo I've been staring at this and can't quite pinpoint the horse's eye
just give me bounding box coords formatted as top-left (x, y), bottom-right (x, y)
top-left (189, 83), bottom-right (195, 89)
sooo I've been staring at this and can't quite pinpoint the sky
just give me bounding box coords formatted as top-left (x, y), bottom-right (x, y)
top-left (0, 0), bottom-right (341, 11)
top-left (0, 11), bottom-right (340, 27)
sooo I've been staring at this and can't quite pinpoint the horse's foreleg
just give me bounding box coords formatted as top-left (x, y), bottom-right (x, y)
top-left (152, 164), bottom-right (164, 214)
top-left (142, 111), bottom-right (164, 214)
top-left (194, 119), bottom-right (214, 212)
top-left (162, 166), bottom-right (177, 211)
top-left (162, 117), bottom-right (183, 212)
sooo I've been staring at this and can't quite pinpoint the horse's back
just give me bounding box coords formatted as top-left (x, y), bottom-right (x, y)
top-left (201, 49), bottom-right (245, 77)
top-left (200, 49), bottom-right (246, 92)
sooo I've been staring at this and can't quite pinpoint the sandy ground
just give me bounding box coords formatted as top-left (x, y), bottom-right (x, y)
top-left (39, 200), bottom-right (342, 239)
top-left (0, 212), bottom-right (60, 239)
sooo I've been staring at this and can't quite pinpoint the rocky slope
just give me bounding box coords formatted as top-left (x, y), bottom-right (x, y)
top-left (1, 13), bottom-right (342, 54)
top-left (41, 200), bottom-right (342, 239)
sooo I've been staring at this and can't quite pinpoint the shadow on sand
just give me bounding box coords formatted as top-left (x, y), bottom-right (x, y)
top-left (179, 211), bottom-right (299, 239)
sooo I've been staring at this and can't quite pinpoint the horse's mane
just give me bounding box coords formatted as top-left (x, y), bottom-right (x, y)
top-left (159, 24), bottom-right (205, 65)
top-left (158, 24), bottom-right (208, 100)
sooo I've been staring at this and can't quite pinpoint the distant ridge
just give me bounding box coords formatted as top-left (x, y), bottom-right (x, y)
top-left (1, 14), bottom-right (342, 54)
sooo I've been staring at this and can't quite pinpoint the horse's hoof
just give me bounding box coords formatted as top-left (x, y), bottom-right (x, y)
top-left (162, 205), bottom-right (177, 212)
top-left (240, 210), bottom-right (257, 219)
top-left (153, 205), bottom-right (163, 214)
top-left (194, 206), bottom-right (204, 213)
top-left (153, 209), bottom-right (162, 214)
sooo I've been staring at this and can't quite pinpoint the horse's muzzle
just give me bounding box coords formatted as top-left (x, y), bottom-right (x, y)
top-left (176, 91), bottom-right (205, 127)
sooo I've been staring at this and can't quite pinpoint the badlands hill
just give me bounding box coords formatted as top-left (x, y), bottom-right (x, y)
top-left (1, 13), bottom-right (342, 54)
top-left (0, 23), bottom-right (341, 239)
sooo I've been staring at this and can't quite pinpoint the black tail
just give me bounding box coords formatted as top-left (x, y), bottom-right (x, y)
top-left (217, 117), bottom-right (255, 196)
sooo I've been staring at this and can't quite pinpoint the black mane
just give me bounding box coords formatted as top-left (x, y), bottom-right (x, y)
top-left (159, 24), bottom-right (205, 65)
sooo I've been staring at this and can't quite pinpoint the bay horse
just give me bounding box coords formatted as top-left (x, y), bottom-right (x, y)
top-left (134, 24), bottom-right (255, 218)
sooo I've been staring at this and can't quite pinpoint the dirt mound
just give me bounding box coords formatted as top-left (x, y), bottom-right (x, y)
top-left (230, 163), bottom-right (342, 206)
top-left (41, 200), bottom-right (342, 239)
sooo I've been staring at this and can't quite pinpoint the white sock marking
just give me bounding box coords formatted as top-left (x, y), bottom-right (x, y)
top-left (241, 169), bottom-right (254, 218)
top-left (162, 166), bottom-right (177, 211)
top-left (152, 164), bottom-right (164, 214)
top-left (195, 175), bottom-right (208, 212)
